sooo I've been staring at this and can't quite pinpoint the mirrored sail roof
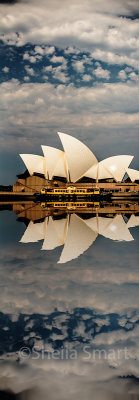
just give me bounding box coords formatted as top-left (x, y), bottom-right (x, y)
top-left (102, 215), bottom-right (134, 242)
top-left (20, 220), bottom-right (46, 243)
top-left (84, 216), bottom-right (114, 235)
top-left (58, 214), bottom-right (98, 263)
top-left (42, 216), bottom-right (68, 251)
top-left (19, 212), bottom-right (136, 262)
top-left (127, 215), bottom-right (139, 228)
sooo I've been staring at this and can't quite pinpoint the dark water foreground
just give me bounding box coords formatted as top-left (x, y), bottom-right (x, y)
top-left (0, 205), bottom-right (139, 400)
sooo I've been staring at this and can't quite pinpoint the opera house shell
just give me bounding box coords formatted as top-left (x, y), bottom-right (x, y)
top-left (20, 132), bottom-right (139, 183)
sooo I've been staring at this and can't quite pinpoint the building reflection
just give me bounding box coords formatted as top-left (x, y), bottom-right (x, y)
top-left (6, 199), bottom-right (139, 262)
top-left (0, 200), bottom-right (139, 399)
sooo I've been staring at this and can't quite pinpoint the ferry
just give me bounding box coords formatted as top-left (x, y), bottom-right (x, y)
top-left (36, 186), bottom-right (100, 198)
top-left (41, 201), bottom-right (100, 210)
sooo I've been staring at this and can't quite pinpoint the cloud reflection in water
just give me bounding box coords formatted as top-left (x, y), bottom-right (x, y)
top-left (0, 206), bottom-right (138, 399)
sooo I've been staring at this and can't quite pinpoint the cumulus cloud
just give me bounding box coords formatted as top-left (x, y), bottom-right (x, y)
top-left (93, 66), bottom-right (110, 80)
top-left (91, 49), bottom-right (139, 70)
top-left (52, 68), bottom-right (68, 82)
top-left (0, 0), bottom-right (139, 71)
top-left (0, 79), bottom-right (139, 160)
top-left (43, 65), bottom-right (53, 72)
top-left (24, 76), bottom-right (30, 81)
top-left (118, 70), bottom-right (127, 80)
top-left (2, 66), bottom-right (9, 73)
top-left (24, 66), bottom-right (35, 76)
top-left (23, 52), bottom-right (37, 63)
top-left (64, 46), bottom-right (80, 55)
top-left (51, 55), bottom-right (66, 64)
top-left (34, 45), bottom-right (44, 55)
top-left (129, 71), bottom-right (139, 81)
top-left (82, 74), bottom-right (92, 82)
top-left (44, 45), bottom-right (55, 55)
top-left (72, 60), bottom-right (85, 73)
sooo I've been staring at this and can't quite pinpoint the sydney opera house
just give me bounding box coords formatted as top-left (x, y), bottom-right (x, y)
top-left (17, 132), bottom-right (139, 188)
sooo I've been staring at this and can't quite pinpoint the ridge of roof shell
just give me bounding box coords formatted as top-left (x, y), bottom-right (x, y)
top-left (19, 154), bottom-right (46, 177)
top-left (41, 145), bottom-right (68, 179)
top-left (84, 155), bottom-right (134, 182)
top-left (57, 131), bottom-right (98, 182)
top-left (126, 168), bottom-right (139, 182)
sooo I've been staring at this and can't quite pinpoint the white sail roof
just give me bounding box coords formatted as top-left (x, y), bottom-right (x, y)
top-left (100, 155), bottom-right (133, 182)
top-left (58, 214), bottom-right (97, 263)
top-left (126, 168), bottom-right (139, 182)
top-left (127, 215), bottom-right (139, 228)
top-left (98, 163), bottom-right (114, 180)
top-left (84, 163), bottom-right (113, 180)
top-left (20, 220), bottom-right (46, 243)
top-left (101, 215), bottom-right (134, 242)
top-left (42, 216), bottom-right (68, 250)
top-left (57, 132), bottom-right (98, 182)
top-left (20, 154), bottom-right (46, 176)
top-left (41, 146), bottom-right (68, 180)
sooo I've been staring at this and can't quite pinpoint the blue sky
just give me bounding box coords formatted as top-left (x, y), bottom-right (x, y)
top-left (0, 0), bottom-right (139, 183)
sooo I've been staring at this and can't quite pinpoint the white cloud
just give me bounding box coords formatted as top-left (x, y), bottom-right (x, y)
top-left (0, 79), bottom-right (139, 162)
top-left (129, 71), bottom-right (139, 81)
top-left (0, 0), bottom-right (138, 70)
top-left (91, 49), bottom-right (139, 70)
top-left (29, 56), bottom-right (37, 63)
top-left (34, 45), bottom-right (44, 55)
top-left (24, 66), bottom-right (35, 76)
top-left (52, 66), bottom-right (68, 82)
top-left (82, 74), bottom-right (92, 82)
top-left (24, 76), bottom-right (30, 81)
top-left (43, 65), bottom-right (53, 72)
top-left (93, 66), bottom-right (110, 80)
top-left (2, 66), bottom-right (9, 73)
top-left (43, 63), bottom-right (68, 81)
top-left (51, 55), bottom-right (66, 64)
top-left (72, 60), bottom-right (85, 73)
top-left (44, 46), bottom-right (55, 55)
top-left (23, 52), bottom-right (30, 60)
top-left (23, 52), bottom-right (37, 63)
top-left (64, 46), bottom-right (80, 55)
top-left (118, 70), bottom-right (127, 81)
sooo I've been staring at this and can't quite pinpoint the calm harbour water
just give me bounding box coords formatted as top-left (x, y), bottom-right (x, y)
top-left (0, 207), bottom-right (139, 399)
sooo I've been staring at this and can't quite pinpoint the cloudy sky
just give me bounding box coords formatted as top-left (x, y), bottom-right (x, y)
top-left (0, 0), bottom-right (139, 184)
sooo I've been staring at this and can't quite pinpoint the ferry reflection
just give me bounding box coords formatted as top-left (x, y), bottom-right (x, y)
top-left (18, 201), bottom-right (139, 263)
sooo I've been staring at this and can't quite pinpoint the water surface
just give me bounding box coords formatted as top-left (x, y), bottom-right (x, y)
top-left (0, 205), bottom-right (139, 399)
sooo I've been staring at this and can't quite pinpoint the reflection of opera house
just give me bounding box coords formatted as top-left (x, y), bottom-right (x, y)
top-left (14, 132), bottom-right (139, 194)
top-left (20, 213), bottom-right (139, 263)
